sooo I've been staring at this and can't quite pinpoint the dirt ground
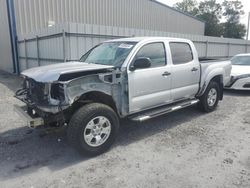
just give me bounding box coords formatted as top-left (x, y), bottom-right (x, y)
top-left (0, 70), bottom-right (250, 188)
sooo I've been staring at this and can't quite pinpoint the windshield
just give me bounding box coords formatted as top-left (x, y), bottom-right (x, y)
top-left (231, 56), bottom-right (250, 66)
top-left (80, 42), bottom-right (137, 67)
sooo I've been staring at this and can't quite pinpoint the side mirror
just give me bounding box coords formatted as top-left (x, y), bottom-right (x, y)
top-left (130, 57), bottom-right (151, 71)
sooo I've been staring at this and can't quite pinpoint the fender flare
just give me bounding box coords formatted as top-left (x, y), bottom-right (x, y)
top-left (197, 68), bottom-right (225, 98)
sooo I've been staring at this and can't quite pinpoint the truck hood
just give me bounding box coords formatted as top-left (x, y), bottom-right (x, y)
top-left (21, 61), bottom-right (114, 82)
top-left (231, 65), bottom-right (250, 77)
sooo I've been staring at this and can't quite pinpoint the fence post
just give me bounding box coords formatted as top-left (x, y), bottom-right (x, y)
top-left (16, 39), bottom-right (20, 72)
top-left (227, 42), bottom-right (230, 57)
top-left (24, 39), bottom-right (28, 69)
top-left (36, 36), bottom-right (40, 66)
top-left (62, 30), bottom-right (66, 62)
top-left (245, 43), bottom-right (248, 53)
top-left (205, 40), bottom-right (209, 58)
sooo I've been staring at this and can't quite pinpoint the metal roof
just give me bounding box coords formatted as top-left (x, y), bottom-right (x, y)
top-left (150, 0), bottom-right (205, 23)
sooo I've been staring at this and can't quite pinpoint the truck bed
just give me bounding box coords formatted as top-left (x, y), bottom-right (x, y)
top-left (199, 59), bottom-right (232, 89)
top-left (199, 58), bottom-right (230, 63)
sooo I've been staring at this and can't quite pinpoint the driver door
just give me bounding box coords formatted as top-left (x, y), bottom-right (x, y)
top-left (128, 42), bottom-right (172, 113)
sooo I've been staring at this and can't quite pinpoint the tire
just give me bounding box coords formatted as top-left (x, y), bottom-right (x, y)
top-left (198, 81), bottom-right (220, 112)
top-left (67, 103), bottom-right (119, 156)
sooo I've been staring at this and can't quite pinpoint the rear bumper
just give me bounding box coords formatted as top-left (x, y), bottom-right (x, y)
top-left (14, 105), bottom-right (44, 128)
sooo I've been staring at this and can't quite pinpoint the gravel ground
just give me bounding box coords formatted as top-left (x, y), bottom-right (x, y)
top-left (0, 70), bottom-right (250, 188)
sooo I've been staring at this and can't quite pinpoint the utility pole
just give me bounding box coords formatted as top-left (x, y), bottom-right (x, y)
top-left (247, 12), bottom-right (250, 40)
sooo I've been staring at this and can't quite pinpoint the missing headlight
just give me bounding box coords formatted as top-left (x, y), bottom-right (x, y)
top-left (51, 83), bottom-right (65, 100)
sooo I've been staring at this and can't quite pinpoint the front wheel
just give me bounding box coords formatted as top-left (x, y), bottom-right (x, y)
top-left (198, 81), bottom-right (220, 112)
top-left (67, 103), bottom-right (119, 156)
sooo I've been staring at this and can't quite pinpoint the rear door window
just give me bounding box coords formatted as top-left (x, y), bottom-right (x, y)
top-left (169, 42), bottom-right (193, 65)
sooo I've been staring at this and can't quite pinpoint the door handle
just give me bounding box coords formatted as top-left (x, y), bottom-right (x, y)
top-left (162, 71), bottom-right (171, 76)
top-left (191, 67), bottom-right (199, 72)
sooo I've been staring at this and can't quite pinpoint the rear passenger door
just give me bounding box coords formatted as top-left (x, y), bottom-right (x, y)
top-left (169, 42), bottom-right (200, 101)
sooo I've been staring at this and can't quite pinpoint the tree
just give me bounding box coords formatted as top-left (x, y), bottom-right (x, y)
top-left (174, 0), bottom-right (223, 37)
top-left (222, 22), bottom-right (246, 39)
top-left (197, 0), bottom-right (223, 37)
top-left (222, 0), bottom-right (246, 38)
top-left (173, 0), bottom-right (246, 39)
top-left (174, 0), bottom-right (199, 16)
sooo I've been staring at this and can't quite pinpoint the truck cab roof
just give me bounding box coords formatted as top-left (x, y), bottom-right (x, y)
top-left (105, 37), bottom-right (192, 44)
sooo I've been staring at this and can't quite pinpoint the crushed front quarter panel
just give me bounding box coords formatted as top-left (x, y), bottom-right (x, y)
top-left (63, 69), bottom-right (129, 117)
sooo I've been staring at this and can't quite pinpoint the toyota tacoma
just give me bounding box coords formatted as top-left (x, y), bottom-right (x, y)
top-left (15, 37), bottom-right (232, 155)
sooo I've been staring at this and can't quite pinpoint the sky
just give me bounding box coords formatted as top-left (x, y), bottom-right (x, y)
top-left (157, 0), bottom-right (250, 28)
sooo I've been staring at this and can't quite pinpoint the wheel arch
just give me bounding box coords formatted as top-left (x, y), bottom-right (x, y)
top-left (72, 91), bottom-right (119, 115)
top-left (198, 74), bottom-right (224, 100)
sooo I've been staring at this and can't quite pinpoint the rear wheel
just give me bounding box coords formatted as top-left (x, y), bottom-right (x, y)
top-left (67, 103), bottom-right (119, 156)
top-left (198, 81), bottom-right (220, 112)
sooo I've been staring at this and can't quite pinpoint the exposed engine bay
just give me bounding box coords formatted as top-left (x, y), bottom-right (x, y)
top-left (15, 67), bottom-right (128, 127)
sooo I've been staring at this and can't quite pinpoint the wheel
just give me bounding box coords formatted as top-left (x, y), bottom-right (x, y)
top-left (198, 81), bottom-right (220, 112)
top-left (67, 103), bottom-right (119, 156)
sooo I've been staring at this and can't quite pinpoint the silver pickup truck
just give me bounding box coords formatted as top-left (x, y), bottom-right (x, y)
top-left (15, 37), bottom-right (232, 155)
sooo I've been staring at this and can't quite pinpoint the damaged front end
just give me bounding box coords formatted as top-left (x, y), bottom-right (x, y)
top-left (15, 68), bottom-right (128, 128)
top-left (15, 78), bottom-right (69, 127)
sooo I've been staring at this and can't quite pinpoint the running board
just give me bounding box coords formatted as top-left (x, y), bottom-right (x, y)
top-left (129, 99), bottom-right (199, 122)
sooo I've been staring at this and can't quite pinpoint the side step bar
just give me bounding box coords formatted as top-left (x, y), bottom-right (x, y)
top-left (129, 99), bottom-right (199, 122)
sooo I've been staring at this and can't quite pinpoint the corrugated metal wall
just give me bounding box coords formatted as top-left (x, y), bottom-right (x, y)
top-left (0, 0), bottom-right (13, 73)
top-left (13, 0), bottom-right (205, 35)
top-left (18, 23), bottom-right (250, 72)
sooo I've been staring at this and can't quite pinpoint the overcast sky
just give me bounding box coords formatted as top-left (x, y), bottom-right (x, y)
top-left (157, 0), bottom-right (250, 27)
